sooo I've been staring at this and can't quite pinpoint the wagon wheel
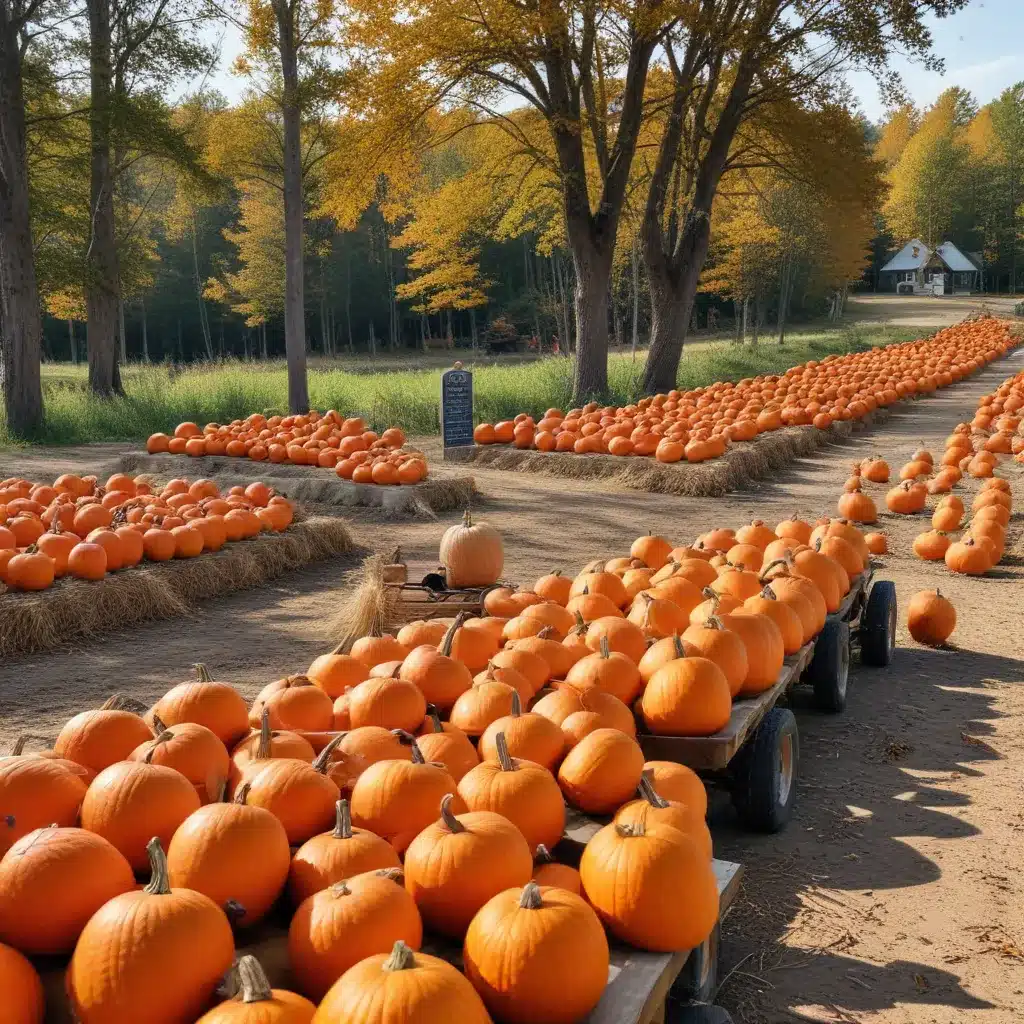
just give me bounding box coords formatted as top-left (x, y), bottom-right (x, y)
top-left (673, 1007), bottom-right (734, 1024)
top-left (806, 619), bottom-right (851, 713)
top-left (859, 580), bottom-right (897, 667)
top-left (730, 707), bottom-right (799, 833)
top-left (671, 923), bottom-right (721, 1004)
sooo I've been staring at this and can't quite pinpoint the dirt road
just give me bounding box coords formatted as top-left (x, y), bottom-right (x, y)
top-left (2, 348), bottom-right (1023, 1023)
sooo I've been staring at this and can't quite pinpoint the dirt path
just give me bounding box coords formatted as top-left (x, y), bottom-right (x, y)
top-left (3, 349), bottom-right (1024, 1024)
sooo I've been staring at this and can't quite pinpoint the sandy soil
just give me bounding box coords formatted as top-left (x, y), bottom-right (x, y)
top-left (845, 294), bottom-right (1020, 328)
top-left (2, 348), bottom-right (1024, 1024)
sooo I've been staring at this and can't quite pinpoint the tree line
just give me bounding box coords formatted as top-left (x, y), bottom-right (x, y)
top-left (1, 0), bottom-right (969, 437)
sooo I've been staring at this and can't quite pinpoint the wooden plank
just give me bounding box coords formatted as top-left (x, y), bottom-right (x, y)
top-left (829, 566), bottom-right (873, 623)
top-left (636, 641), bottom-right (816, 770)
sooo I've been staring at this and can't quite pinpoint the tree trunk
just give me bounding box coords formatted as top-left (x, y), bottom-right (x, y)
top-left (469, 306), bottom-right (478, 350)
top-left (118, 294), bottom-right (126, 362)
top-left (630, 240), bottom-right (640, 361)
top-left (190, 208), bottom-right (213, 359)
top-left (276, 1), bottom-right (309, 411)
top-left (260, 321), bottom-right (267, 359)
top-left (777, 259), bottom-right (789, 346)
top-left (69, 320), bottom-right (78, 364)
top-left (86, 0), bottom-right (122, 396)
top-left (567, 232), bottom-right (613, 399)
top-left (0, 13), bottom-right (45, 436)
top-left (344, 245), bottom-right (354, 353)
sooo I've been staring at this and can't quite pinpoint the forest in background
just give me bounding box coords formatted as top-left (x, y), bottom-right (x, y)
top-left (4, 0), bottom-right (1011, 437)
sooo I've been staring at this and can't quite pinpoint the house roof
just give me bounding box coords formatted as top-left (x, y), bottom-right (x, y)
top-left (880, 239), bottom-right (928, 273)
top-left (881, 239), bottom-right (981, 275)
top-left (934, 242), bottom-right (978, 273)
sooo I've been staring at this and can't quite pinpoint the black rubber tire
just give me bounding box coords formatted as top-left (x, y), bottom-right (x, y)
top-left (671, 923), bottom-right (720, 1003)
top-left (859, 580), bottom-right (897, 667)
top-left (673, 1005), bottom-right (734, 1023)
top-left (730, 707), bottom-right (799, 833)
top-left (806, 618), bottom-right (851, 713)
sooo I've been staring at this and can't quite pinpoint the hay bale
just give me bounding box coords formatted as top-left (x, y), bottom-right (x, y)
top-left (119, 453), bottom-right (476, 519)
top-left (0, 517), bottom-right (355, 660)
top-left (442, 406), bottom-right (897, 498)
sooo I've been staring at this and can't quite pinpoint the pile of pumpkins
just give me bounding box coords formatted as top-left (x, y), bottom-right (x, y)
top-left (0, 474), bottom-right (294, 592)
top-left (839, 430), bottom-right (1014, 578)
top-left (472, 316), bottom-right (1018, 462)
top-left (0, 638), bottom-right (719, 1022)
top-left (147, 410), bottom-right (430, 485)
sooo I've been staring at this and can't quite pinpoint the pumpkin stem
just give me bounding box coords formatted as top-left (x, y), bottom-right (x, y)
top-left (438, 612), bottom-right (467, 657)
top-left (151, 714), bottom-right (168, 736)
top-left (637, 773), bottom-right (670, 809)
top-left (313, 733), bottom-right (347, 774)
top-left (702, 614), bottom-right (724, 631)
top-left (143, 838), bottom-right (172, 896)
top-left (234, 783), bottom-right (251, 805)
top-left (329, 881), bottom-right (352, 898)
top-left (534, 843), bottom-right (554, 865)
top-left (10, 735), bottom-right (27, 756)
top-left (759, 586), bottom-right (777, 601)
top-left (256, 708), bottom-right (273, 760)
top-left (374, 867), bottom-right (405, 884)
top-left (383, 940), bottom-right (416, 972)
top-left (462, 508), bottom-right (473, 528)
top-left (672, 633), bottom-right (685, 658)
top-left (440, 793), bottom-right (464, 833)
top-left (537, 625), bottom-right (557, 640)
top-left (494, 731), bottom-right (517, 772)
top-left (143, 730), bottom-right (173, 763)
top-left (234, 955), bottom-right (273, 1004)
top-left (510, 690), bottom-right (522, 717)
top-left (570, 611), bottom-right (586, 636)
top-left (599, 633), bottom-right (611, 659)
top-left (700, 586), bottom-right (717, 600)
top-left (194, 663), bottom-right (213, 682)
top-left (518, 881), bottom-right (543, 909)
top-left (330, 800), bottom-right (353, 839)
top-left (408, 737), bottom-right (426, 764)
top-left (224, 900), bottom-right (247, 926)
top-left (425, 706), bottom-right (444, 733)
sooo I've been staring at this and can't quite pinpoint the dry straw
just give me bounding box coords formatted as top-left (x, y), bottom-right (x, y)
top-left (119, 453), bottom-right (475, 519)
top-left (0, 517), bottom-right (354, 659)
top-left (324, 552), bottom-right (400, 652)
top-left (447, 409), bottom-right (890, 497)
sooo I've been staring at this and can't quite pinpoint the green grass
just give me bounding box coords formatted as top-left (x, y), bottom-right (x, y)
top-left (2, 322), bottom-right (924, 448)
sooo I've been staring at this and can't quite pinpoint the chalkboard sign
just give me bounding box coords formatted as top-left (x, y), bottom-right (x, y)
top-left (440, 365), bottom-right (474, 449)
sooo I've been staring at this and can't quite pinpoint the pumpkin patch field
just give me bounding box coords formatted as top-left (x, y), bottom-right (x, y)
top-left (460, 316), bottom-right (1021, 497)
top-left (2, 323), bottom-right (1024, 1024)
top-left (0, 473), bottom-right (354, 659)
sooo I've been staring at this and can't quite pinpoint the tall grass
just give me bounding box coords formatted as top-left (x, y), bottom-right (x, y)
top-left (1, 323), bottom-right (922, 448)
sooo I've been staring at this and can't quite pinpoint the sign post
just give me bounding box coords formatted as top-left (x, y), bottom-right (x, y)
top-left (440, 362), bottom-right (474, 458)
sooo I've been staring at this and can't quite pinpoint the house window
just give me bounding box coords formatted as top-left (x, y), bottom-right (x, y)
top-left (903, 272), bottom-right (915, 282)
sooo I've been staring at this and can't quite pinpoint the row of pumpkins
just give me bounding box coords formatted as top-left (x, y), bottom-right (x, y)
top-left (146, 412), bottom-right (431, 486)
top-left (0, 474), bottom-right (294, 592)
top-left (471, 316), bottom-right (1018, 461)
top-left (0, 647), bottom-right (717, 1023)
top-left (441, 503), bottom-right (877, 736)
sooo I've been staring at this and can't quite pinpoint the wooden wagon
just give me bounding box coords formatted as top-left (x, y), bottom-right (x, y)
top-left (636, 567), bottom-right (897, 833)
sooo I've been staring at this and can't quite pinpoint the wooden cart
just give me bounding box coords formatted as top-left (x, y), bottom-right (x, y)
top-left (636, 568), bottom-right (896, 834)
top-left (558, 808), bottom-right (744, 1023)
top-left (382, 558), bottom-right (505, 623)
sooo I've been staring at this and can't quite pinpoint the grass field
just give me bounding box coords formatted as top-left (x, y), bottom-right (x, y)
top-left (1, 322), bottom-right (925, 448)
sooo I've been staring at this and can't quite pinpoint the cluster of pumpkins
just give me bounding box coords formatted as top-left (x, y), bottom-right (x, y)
top-left (471, 316), bottom-right (1018, 463)
top-left (0, 643), bottom-right (719, 1023)
top-left (0, 474), bottom-right (295, 592)
top-left (838, 430), bottom-right (1015, 578)
top-left (147, 411), bottom-right (430, 486)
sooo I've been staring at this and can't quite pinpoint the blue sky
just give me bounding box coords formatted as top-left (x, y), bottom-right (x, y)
top-left (847, 0), bottom-right (1023, 120)
top-left (201, 1), bottom-right (1022, 123)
